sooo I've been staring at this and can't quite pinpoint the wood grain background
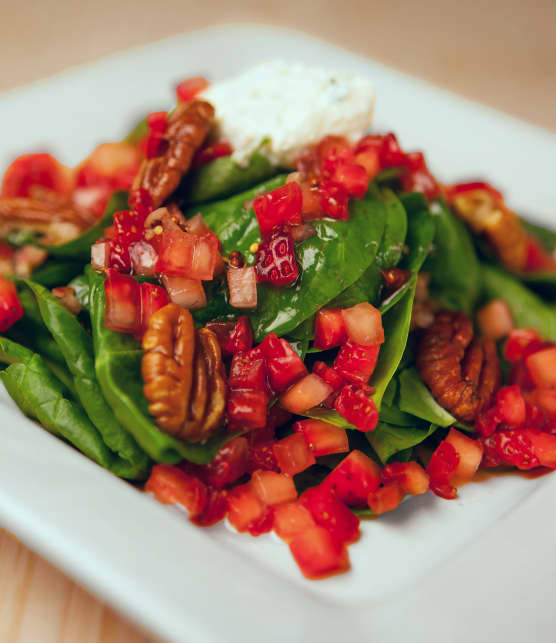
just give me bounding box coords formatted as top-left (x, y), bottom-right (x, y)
top-left (0, 1), bottom-right (555, 641)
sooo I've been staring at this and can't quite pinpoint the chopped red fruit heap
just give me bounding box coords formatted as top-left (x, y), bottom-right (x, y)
top-left (1, 153), bottom-right (71, 198)
top-left (176, 76), bottom-right (210, 103)
top-left (253, 182), bottom-right (303, 237)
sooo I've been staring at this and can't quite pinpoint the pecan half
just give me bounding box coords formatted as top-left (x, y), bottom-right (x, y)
top-left (141, 303), bottom-right (226, 442)
top-left (133, 100), bottom-right (215, 208)
top-left (417, 310), bottom-right (500, 422)
top-left (451, 189), bottom-right (528, 272)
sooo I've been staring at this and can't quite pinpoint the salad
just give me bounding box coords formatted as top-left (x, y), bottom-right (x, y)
top-left (2, 62), bottom-right (556, 580)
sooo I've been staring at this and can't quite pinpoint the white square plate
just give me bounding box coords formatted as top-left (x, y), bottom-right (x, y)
top-left (1, 24), bottom-right (556, 643)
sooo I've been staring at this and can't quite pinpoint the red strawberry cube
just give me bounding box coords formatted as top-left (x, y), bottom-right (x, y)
top-left (251, 470), bottom-right (298, 505)
top-left (299, 486), bottom-right (360, 544)
top-left (280, 374), bottom-right (333, 414)
top-left (314, 308), bottom-right (347, 350)
top-left (289, 525), bottom-right (350, 579)
top-left (224, 316), bottom-right (253, 354)
top-left (253, 182), bottom-right (303, 237)
top-left (104, 269), bottom-right (141, 334)
top-left (139, 282), bottom-right (169, 336)
top-left (273, 501), bottom-right (316, 542)
top-left (334, 385), bottom-right (379, 431)
top-left (495, 385), bottom-right (526, 428)
top-left (312, 362), bottom-right (346, 393)
top-left (526, 347), bottom-right (556, 389)
top-left (145, 464), bottom-right (207, 519)
top-left (334, 340), bottom-right (380, 384)
top-left (380, 461), bottom-right (429, 495)
top-left (226, 389), bottom-right (268, 430)
top-left (341, 302), bottom-right (384, 346)
top-left (273, 433), bottom-right (316, 476)
top-left (322, 450), bottom-right (381, 506)
top-left (294, 419), bottom-right (349, 457)
top-left (227, 483), bottom-right (267, 532)
top-left (368, 482), bottom-right (404, 515)
top-left (0, 276), bottom-right (23, 332)
top-left (228, 351), bottom-right (268, 391)
top-left (267, 338), bottom-right (307, 392)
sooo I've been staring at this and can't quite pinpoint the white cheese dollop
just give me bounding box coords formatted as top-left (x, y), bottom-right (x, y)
top-left (201, 61), bottom-right (376, 167)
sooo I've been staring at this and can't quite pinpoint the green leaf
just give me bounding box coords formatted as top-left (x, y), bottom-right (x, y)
top-left (398, 367), bottom-right (456, 427)
top-left (20, 279), bottom-right (151, 480)
top-left (367, 420), bottom-right (438, 464)
top-left (302, 406), bottom-right (357, 429)
top-left (180, 152), bottom-right (277, 205)
top-left (522, 219), bottom-right (556, 253)
top-left (248, 187), bottom-right (387, 341)
top-left (40, 191), bottom-right (129, 260)
top-left (424, 198), bottom-right (480, 314)
top-left (123, 116), bottom-right (148, 144)
top-left (31, 260), bottom-right (85, 287)
top-left (87, 266), bottom-right (237, 464)
top-left (69, 273), bottom-right (91, 310)
top-left (481, 263), bottom-right (556, 341)
top-left (0, 336), bottom-right (133, 472)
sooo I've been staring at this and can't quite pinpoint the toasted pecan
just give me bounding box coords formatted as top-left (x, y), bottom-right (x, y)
top-left (133, 100), bottom-right (215, 208)
top-left (141, 303), bottom-right (226, 442)
top-left (417, 310), bottom-right (500, 422)
top-left (451, 189), bottom-right (528, 272)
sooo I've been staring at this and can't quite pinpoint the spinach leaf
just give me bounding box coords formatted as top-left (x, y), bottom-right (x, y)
top-left (180, 152), bottom-right (277, 205)
top-left (398, 367), bottom-right (456, 427)
top-left (123, 116), bottom-right (148, 144)
top-left (481, 263), bottom-right (556, 341)
top-left (302, 406), bottom-right (357, 429)
top-left (330, 186), bottom-right (406, 308)
top-left (40, 191), bottom-right (129, 260)
top-left (424, 198), bottom-right (480, 314)
top-left (31, 260), bottom-right (85, 287)
top-left (370, 206), bottom-right (435, 408)
top-left (69, 273), bottom-right (91, 310)
top-left (87, 266), bottom-right (237, 464)
top-left (368, 420), bottom-right (438, 464)
top-left (379, 404), bottom-right (417, 427)
top-left (0, 336), bottom-right (135, 474)
top-left (20, 280), bottom-right (151, 480)
top-left (249, 187), bottom-right (387, 341)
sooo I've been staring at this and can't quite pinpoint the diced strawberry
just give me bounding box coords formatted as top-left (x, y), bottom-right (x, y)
top-left (480, 429), bottom-right (540, 470)
top-left (273, 433), bottom-right (316, 476)
top-left (312, 362), bottom-right (346, 393)
top-left (380, 462), bottom-right (429, 495)
top-left (224, 316), bottom-right (253, 354)
top-left (322, 159), bottom-right (369, 198)
top-left (157, 228), bottom-right (218, 280)
top-left (246, 506), bottom-right (275, 536)
top-left (334, 341), bottom-right (380, 384)
top-left (294, 419), bottom-right (349, 457)
top-left (139, 282), bottom-right (169, 336)
top-left (529, 389), bottom-right (556, 419)
top-left (266, 338), bottom-right (307, 393)
top-left (226, 389), bottom-right (268, 430)
top-left (258, 332), bottom-right (283, 359)
top-left (227, 483), bottom-right (267, 533)
top-left (509, 360), bottom-right (536, 391)
top-left (1, 153), bottom-right (71, 198)
top-left (495, 385), bottom-right (526, 428)
top-left (428, 481), bottom-right (458, 500)
top-left (317, 136), bottom-right (354, 165)
top-left (289, 525), bottom-right (350, 579)
top-left (504, 328), bottom-right (543, 363)
top-left (194, 141), bottom-right (233, 167)
top-left (255, 227), bottom-right (299, 287)
top-left (176, 76), bottom-right (209, 102)
top-left (300, 486), bottom-right (359, 544)
top-left (228, 351), bottom-right (268, 391)
top-left (280, 374), bottom-right (333, 414)
top-left (273, 501), bottom-right (316, 542)
top-left (526, 347), bottom-right (556, 388)
top-left (334, 385), bottom-right (378, 431)
top-left (475, 406), bottom-right (501, 437)
top-left (162, 275), bottom-right (206, 310)
top-left (191, 487), bottom-right (229, 527)
top-left (476, 299), bottom-right (514, 340)
top-left (183, 437), bottom-right (249, 489)
top-left (253, 182), bottom-right (302, 237)
top-left (251, 470), bottom-right (298, 505)
top-left (354, 147), bottom-right (381, 178)
top-left (227, 267), bottom-right (258, 309)
top-left (246, 440), bottom-right (280, 474)
top-left (0, 277), bottom-right (23, 332)
top-left (145, 464), bottom-right (207, 519)
top-left (523, 429), bottom-right (556, 468)
top-left (314, 308), bottom-right (347, 350)
top-left (320, 182), bottom-right (349, 220)
top-left (426, 440), bottom-right (460, 483)
top-left (104, 269), bottom-right (140, 334)
top-left (380, 133), bottom-right (406, 167)
top-left (368, 482), bottom-right (404, 515)
top-left (341, 303), bottom-right (384, 347)
top-left (322, 450), bottom-right (381, 506)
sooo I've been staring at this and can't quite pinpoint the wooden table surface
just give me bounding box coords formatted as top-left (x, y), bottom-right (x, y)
top-left (1, 1), bottom-right (555, 642)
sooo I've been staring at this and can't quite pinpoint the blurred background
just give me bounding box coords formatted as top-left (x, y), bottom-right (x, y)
top-left (1, 1), bottom-right (555, 642)
top-left (1, 0), bottom-right (555, 130)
